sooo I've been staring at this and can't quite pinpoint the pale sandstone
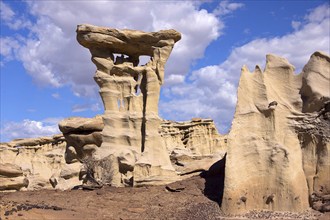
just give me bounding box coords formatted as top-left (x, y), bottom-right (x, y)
top-left (160, 119), bottom-right (225, 156)
top-left (222, 51), bottom-right (329, 214)
top-left (300, 51), bottom-right (330, 113)
top-left (59, 116), bottom-right (104, 164)
top-left (175, 153), bottom-right (225, 176)
top-left (0, 116), bottom-right (225, 191)
top-left (0, 135), bottom-right (81, 191)
top-left (76, 24), bottom-right (181, 186)
top-left (0, 163), bottom-right (23, 177)
top-left (1, 23), bottom-right (328, 216)
top-left (292, 52), bottom-right (330, 209)
top-left (0, 176), bottom-right (29, 191)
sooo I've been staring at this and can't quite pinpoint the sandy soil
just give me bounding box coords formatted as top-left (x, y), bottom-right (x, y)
top-left (0, 175), bottom-right (328, 220)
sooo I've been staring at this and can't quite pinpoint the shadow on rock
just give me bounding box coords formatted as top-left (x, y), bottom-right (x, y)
top-left (200, 154), bottom-right (226, 206)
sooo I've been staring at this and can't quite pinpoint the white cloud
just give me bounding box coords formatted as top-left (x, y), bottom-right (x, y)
top-left (213, 0), bottom-right (244, 16)
top-left (0, 118), bottom-right (61, 142)
top-left (72, 103), bottom-right (101, 113)
top-left (52, 93), bottom-right (60, 99)
top-left (0, 37), bottom-right (20, 63)
top-left (160, 3), bottom-right (330, 134)
top-left (0, 1), bottom-right (14, 22)
top-left (27, 109), bottom-right (36, 113)
top-left (0, 1), bottom-right (31, 30)
top-left (165, 74), bottom-right (185, 86)
top-left (1, 1), bottom-right (222, 96)
top-left (2, 1), bottom-right (329, 137)
top-left (291, 21), bottom-right (301, 31)
top-left (305, 3), bottom-right (330, 22)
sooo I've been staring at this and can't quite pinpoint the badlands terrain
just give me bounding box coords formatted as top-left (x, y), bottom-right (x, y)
top-left (0, 25), bottom-right (329, 219)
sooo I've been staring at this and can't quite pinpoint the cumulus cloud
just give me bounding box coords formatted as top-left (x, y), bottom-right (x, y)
top-left (51, 93), bottom-right (60, 99)
top-left (213, 0), bottom-right (244, 16)
top-left (0, 118), bottom-right (62, 142)
top-left (1, 1), bottom-right (222, 96)
top-left (0, 37), bottom-right (20, 64)
top-left (2, 1), bottom-right (329, 137)
top-left (0, 1), bottom-right (31, 30)
top-left (161, 3), bottom-right (330, 134)
top-left (0, 1), bottom-right (14, 21)
top-left (291, 21), bottom-right (301, 31)
top-left (72, 103), bottom-right (101, 113)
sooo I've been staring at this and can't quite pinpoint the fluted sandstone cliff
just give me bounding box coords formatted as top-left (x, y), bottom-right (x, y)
top-left (222, 51), bottom-right (330, 214)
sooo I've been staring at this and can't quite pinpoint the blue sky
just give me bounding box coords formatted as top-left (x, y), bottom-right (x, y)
top-left (1, 0), bottom-right (329, 142)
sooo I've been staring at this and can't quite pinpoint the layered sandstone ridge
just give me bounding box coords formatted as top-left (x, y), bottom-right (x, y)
top-left (222, 51), bottom-right (330, 214)
top-left (0, 135), bottom-right (82, 191)
top-left (161, 118), bottom-right (225, 156)
top-left (0, 118), bottom-right (224, 191)
top-left (76, 24), bottom-right (181, 186)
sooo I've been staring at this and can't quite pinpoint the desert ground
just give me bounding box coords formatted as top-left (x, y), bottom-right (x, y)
top-left (1, 174), bottom-right (329, 220)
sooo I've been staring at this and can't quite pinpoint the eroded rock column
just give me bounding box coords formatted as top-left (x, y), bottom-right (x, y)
top-left (76, 24), bottom-right (181, 186)
top-left (222, 52), bottom-right (330, 214)
top-left (222, 55), bottom-right (306, 214)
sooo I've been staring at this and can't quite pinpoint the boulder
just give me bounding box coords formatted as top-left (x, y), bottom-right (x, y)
top-left (0, 163), bottom-right (23, 177)
top-left (0, 176), bottom-right (29, 191)
top-left (59, 116), bottom-right (104, 163)
top-left (59, 115), bottom-right (104, 134)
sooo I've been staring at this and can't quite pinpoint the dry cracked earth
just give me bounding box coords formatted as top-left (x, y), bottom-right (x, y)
top-left (0, 175), bottom-right (329, 220)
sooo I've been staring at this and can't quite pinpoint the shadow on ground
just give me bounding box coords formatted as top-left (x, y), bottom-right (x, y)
top-left (200, 154), bottom-right (226, 206)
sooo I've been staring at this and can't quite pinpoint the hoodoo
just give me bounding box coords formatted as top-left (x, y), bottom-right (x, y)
top-left (76, 24), bottom-right (181, 186)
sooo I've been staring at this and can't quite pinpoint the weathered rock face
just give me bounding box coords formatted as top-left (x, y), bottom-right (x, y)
top-left (0, 135), bottom-right (82, 191)
top-left (300, 51), bottom-right (330, 113)
top-left (295, 52), bottom-right (330, 212)
top-left (160, 118), bottom-right (226, 156)
top-left (222, 51), bottom-right (330, 214)
top-left (59, 116), bottom-right (104, 164)
top-left (0, 117), bottom-right (226, 191)
top-left (0, 163), bottom-right (28, 191)
top-left (76, 24), bottom-right (181, 186)
top-left (57, 116), bottom-right (226, 187)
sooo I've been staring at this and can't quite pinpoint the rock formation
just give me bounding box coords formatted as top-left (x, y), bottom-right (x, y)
top-left (0, 163), bottom-right (28, 191)
top-left (1, 22), bottom-right (328, 215)
top-left (295, 52), bottom-right (330, 212)
top-left (161, 118), bottom-right (226, 156)
top-left (222, 51), bottom-right (330, 214)
top-left (0, 117), bottom-right (226, 192)
top-left (0, 135), bottom-right (82, 191)
top-left (161, 119), bottom-right (226, 177)
top-left (76, 24), bottom-right (181, 186)
top-left (59, 116), bottom-right (104, 164)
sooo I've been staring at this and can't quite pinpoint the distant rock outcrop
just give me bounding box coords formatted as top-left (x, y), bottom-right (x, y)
top-left (0, 135), bottom-right (81, 191)
top-left (161, 118), bottom-right (226, 156)
top-left (0, 118), bottom-right (225, 191)
top-left (0, 163), bottom-right (28, 191)
top-left (222, 51), bottom-right (330, 214)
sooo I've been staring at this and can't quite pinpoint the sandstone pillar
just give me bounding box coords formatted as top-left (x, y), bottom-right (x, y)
top-left (76, 24), bottom-right (181, 186)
